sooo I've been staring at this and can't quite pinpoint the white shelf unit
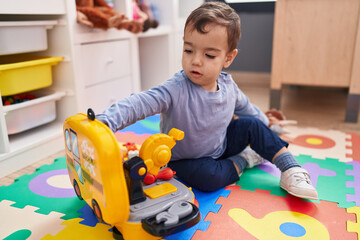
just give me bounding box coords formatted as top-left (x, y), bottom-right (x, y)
top-left (0, 0), bottom-right (203, 178)
top-left (0, 1), bottom-right (75, 178)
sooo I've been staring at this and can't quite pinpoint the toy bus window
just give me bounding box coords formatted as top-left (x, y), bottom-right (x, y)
top-left (70, 130), bottom-right (80, 159)
top-left (65, 129), bottom-right (71, 152)
top-left (70, 129), bottom-right (84, 184)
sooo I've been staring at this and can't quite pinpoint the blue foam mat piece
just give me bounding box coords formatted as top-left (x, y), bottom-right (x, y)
top-left (119, 115), bottom-right (160, 135)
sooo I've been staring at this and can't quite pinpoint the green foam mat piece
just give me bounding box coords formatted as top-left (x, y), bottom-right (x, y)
top-left (0, 157), bottom-right (86, 220)
top-left (237, 155), bottom-right (355, 208)
top-left (296, 154), bottom-right (355, 208)
top-left (236, 166), bottom-right (287, 197)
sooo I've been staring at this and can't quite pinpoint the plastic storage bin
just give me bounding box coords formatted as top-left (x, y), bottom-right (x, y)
top-left (3, 90), bottom-right (65, 135)
top-left (0, 20), bottom-right (58, 56)
top-left (0, 55), bottom-right (63, 96)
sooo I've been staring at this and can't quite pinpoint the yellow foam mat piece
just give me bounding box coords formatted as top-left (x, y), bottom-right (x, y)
top-left (347, 206), bottom-right (360, 239)
top-left (42, 218), bottom-right (113, 239)
top-left (229, 209), bottom-right (330, 240)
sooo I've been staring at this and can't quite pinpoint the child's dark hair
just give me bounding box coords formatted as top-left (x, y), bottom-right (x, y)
top-left (185, 1), bottom-right (241, 51)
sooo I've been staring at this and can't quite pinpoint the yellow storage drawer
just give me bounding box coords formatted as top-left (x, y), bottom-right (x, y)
top-left (0, 56), bottom-right (63, 96)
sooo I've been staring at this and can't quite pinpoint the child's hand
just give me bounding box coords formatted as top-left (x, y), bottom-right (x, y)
top-left (268, 115), bottom-right (281, 127)
top-left (267, 115), bottom-right (297, 128)
top-left (265, 109), bottom-right (297, 137)
top-left (265, 109), bottom-right (285, 127)
top-left (265, 109), bottom-right (297, 127)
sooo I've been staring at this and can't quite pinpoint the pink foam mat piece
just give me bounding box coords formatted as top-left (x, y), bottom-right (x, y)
top-left (114, 132), bottom-right (151, 145)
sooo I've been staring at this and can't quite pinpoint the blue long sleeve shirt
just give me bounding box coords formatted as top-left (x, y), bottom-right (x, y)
top-left (96, 70), bottom-right (269, 161)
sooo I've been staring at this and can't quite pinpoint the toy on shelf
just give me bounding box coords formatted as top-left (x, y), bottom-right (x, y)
top-left (63, 108), bottom-right (200, 240)
top-left (133, 0), bottom-right (159, 32)
top-left (105, 0), bottom-right (114, 8)
top-left (2, 93), bottom-right (36, 106)
top-left (76, 0), bottom-right (143, 33)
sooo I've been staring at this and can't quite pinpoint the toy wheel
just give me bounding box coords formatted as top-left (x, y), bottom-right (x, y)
top-left (92, 199), bottom-right (103, 223)
top-left (73, 180), bottom-right (82, 200)
top-left (112, 227), bottom-right (124, 240)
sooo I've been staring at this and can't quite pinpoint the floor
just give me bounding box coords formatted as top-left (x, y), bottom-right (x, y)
top-left (230, 71), bottom-right (360, 134)
top-left (1, 71), bottom-right (360, 187)
top-left (0, 151), bottom-right (65, 186)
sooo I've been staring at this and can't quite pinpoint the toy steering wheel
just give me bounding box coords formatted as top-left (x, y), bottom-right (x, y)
top-left (139, 128), bottom-right (184, 175)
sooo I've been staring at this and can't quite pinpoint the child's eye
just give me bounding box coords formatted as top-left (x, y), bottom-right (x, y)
top-left (206, 54), bottom-right (215, 59)
top-left (184, 49), bottom-right (192, 54)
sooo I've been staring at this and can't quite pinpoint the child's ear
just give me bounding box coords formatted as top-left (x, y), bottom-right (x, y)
top-left (223, 49), bottom-right (238, 68)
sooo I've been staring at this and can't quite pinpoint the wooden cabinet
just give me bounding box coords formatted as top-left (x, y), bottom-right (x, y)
top-left (270, 0), bottom-right (360, 122)
top-left (0, 0), bottom-right (203, 178)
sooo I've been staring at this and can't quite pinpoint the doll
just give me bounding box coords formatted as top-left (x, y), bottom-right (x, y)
top-left (133, 0), bottom-right (159, 32)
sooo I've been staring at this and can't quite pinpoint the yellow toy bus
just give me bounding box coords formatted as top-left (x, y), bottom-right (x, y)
top-left (63, 109), bottom-right (200, 240)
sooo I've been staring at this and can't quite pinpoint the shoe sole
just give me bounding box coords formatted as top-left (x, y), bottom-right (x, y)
top-left (280, 185), bottom-right (318, 200)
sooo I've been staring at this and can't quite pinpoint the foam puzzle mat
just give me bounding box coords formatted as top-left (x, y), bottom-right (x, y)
top-left (1, 115), bottom-right (360, 239)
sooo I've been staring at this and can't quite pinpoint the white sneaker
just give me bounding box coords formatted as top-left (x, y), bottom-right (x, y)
top-left (240, 146), bottom-right (266, 168)
top-left (280, 167), bottom-right (318, 200)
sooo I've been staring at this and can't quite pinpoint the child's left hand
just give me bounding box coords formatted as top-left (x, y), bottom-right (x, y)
top-left (267, 115), bottom-right (281, 127)
top-left (265, 109), bottom-right (297, 127)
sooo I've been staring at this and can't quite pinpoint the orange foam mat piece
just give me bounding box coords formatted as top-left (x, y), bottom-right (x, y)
top-left (346, 133), bottom-right (360, 162)
top-left (192, 185), bottom-right (357, 240)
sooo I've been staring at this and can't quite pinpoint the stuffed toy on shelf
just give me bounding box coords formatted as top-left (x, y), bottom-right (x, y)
top-left (76, 0), bottom-right (143, 33)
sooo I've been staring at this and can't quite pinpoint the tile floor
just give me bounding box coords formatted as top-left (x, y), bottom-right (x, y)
top-left (1, 71), bottom-right (359, 186)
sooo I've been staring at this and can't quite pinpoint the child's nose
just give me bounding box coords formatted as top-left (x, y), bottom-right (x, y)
top-left (192, 54), bottom-right (202, 66)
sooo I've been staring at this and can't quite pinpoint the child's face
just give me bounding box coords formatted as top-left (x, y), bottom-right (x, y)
top-left (182, 23), bottom-right (238, 92)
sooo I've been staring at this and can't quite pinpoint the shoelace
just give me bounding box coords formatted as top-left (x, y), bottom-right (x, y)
top-left (292, 172), bottom-right (311, 184)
